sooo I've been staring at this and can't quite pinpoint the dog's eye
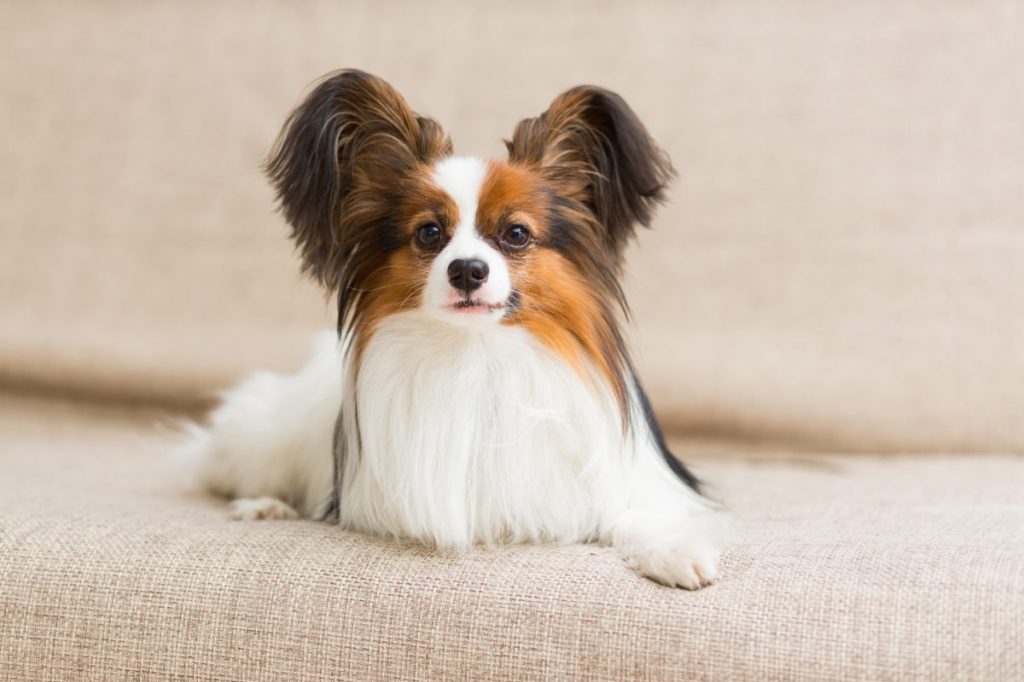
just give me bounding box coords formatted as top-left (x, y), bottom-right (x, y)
top-left (501, 224), bottom-right (532, 250)
top-left (415, 223), bottom-right (443, 249)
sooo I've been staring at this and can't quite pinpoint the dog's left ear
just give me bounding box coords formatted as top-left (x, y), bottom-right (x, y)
top-left (506, 86), bottom-right (674, 258)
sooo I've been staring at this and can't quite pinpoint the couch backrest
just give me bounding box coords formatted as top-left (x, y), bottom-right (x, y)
top-left (2, 1), bottom-right (1022, 452)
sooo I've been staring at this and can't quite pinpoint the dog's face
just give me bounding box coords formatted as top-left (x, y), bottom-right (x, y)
top-left (366, 156), bottom-right (523, 326)
top-left (266, 70), bottom-right (672, 402)
top-left (373, 156), bottom-right (591, 329)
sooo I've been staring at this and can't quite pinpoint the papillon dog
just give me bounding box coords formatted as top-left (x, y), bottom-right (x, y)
top-left (186, 70), bottom-right (720, 589)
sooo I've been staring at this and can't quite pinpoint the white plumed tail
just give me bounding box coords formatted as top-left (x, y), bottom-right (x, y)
top-left (174, 331), bottom-right (343, 517)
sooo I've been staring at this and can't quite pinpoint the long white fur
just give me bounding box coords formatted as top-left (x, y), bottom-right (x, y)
top-left (185, 156), bottom-right (720, 589)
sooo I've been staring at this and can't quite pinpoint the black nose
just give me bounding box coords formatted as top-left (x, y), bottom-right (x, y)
top-left (447, 258), bottom-right (489, 294)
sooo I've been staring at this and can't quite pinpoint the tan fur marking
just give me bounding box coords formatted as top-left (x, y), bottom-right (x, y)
top-left (352, 165), bottom-right (459, 363)
top-left (478, 161), bottom-right (628, 408)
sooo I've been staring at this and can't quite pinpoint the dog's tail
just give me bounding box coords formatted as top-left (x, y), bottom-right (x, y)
top-left (169, 331), bottom-right (344, 517)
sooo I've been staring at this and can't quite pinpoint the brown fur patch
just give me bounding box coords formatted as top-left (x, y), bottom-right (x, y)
top-left (475, 161), bottom-right (551, 241)
top-left (496, 86), bottom-right (675, 420)
top-left (508, 248), bottom-right (626, 403)
top-left (265, 69), bottom-right (452, 338)
top-left (352, 165), bottom-right (460, 362)
top-left (476, 161), bottom-right (629, 412)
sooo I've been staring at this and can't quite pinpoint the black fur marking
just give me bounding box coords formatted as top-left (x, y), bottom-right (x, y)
top-left (544, 193), bottom-right (631, 319)
top-left (574, 88), bottom-right (675, 256)
top-left (317, 405), bottom-right (346, 523)
top-left (506, 289), bottom-right (522, 312)
top-left (632, 371), bottom-right (701, 493)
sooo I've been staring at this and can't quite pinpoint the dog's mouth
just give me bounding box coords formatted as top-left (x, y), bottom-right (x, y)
top-left (449, 298), bottom-right (506, 314)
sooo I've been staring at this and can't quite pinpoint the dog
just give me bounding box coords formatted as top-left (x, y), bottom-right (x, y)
top-left (184, 70), bottom-right (720, 589)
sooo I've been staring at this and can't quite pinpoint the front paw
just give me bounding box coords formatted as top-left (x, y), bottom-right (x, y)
top-left (229, 497), bottom-right (300, 521)
top-left (624, 541), bottom-right (719, 590)
top-left (612, 515), bottom-right (720, 590)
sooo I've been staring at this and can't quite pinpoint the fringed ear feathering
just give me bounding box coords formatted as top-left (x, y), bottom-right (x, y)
top-left (506, 86), bottom-right (674, 263)
top-left (265, 69), bottom-right (452, 325)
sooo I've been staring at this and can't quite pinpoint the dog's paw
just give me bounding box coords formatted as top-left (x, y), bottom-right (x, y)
top-left (623, 539), bottom-right (719, 590)
top-left (612, 513), bottom-right (721, 590)
top-left (229, 497), bottom-right (300, 521)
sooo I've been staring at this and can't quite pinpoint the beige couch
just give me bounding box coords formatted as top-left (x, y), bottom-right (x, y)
top-left (2, 2), bottom-right (1022, 679)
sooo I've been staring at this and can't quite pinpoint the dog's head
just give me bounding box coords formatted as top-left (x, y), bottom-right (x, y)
top-left (266, 69), bottom-right (673, 402)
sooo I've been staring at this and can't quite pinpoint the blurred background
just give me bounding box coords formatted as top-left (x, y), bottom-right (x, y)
top-left (2, 0), bottom-right (1022, 454)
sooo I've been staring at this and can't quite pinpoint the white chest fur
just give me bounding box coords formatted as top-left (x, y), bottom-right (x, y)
top-left (337, 312), bottom-right (635, 548)
top-left (193, 317), bottom-right (717, 588)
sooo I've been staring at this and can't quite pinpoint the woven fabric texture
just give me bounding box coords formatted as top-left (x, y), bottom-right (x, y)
top-left (3, 1), bottom-right (1024, 679)
top-left (2, 399), bottom-right (1022, 681)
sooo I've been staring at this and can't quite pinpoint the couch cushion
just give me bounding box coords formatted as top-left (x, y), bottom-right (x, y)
top-left (2, 1), bottom-right (1024, 452)
top-left (2, 397), bottom-right (1021, 680)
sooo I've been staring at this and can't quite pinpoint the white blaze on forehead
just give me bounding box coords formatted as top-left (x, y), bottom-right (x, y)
top-left (432, 156), bottom-right (487, 245)
top-left (425, 155), bottom-right (512, 315)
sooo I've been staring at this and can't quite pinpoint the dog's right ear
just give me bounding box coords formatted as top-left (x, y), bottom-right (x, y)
top-left (506, 86), bottom-right (673, 266)
top-left (266, 70), bottom-right (451, 290)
